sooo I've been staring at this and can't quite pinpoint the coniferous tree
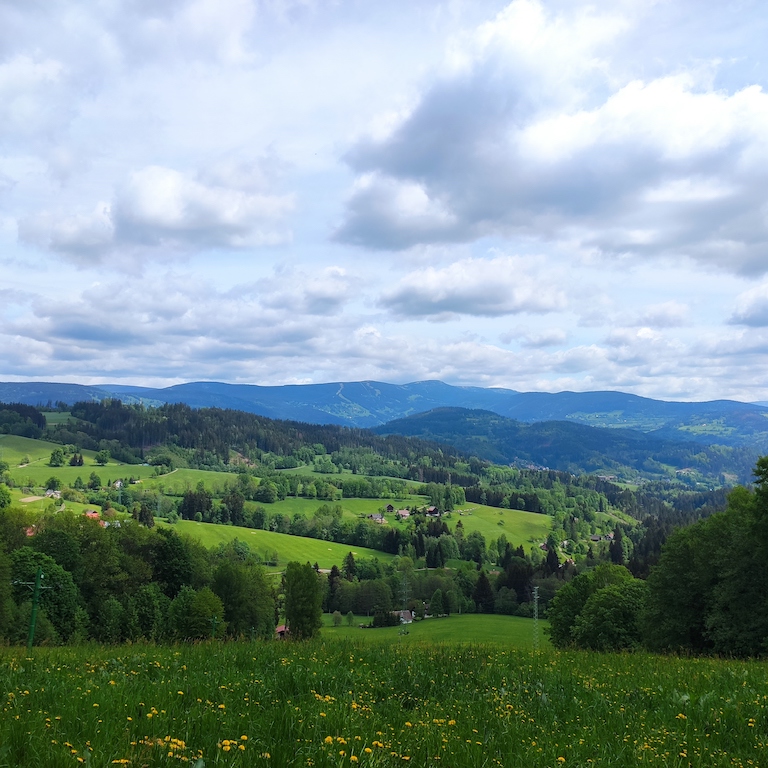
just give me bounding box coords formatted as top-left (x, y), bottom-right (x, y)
top-left (473, 570), bottom-right (494, 613)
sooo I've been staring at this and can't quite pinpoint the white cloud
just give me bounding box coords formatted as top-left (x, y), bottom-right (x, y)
top-left (500, 325), bottom-right (569, 347)
top-left (18, 204), bottom-right (114, 263)
top-left (730, 283), bottom-right (768, 327)
top-left (0, 54), bottom-right (68, 141)
top-left (633, 301), bottom-right (690, 329)
top-left (338, 1), bottom-right (768, 275)
top-left (18, 165), bottom-right (295, 260)
top-left (114, 165), bottom-right (294, 248)
top-left (379, 255), bottom-right (567, 318)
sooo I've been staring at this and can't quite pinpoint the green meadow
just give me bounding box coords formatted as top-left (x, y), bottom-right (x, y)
top-left (322, 613), bottom-right (548, 647)
top-left (1, 434), bottom-right (146, 487)
top-left (447, 505), bottom-right (552, 547)
top-left (42, 411), bottom-right (75, 426)
top-left (1, 640), bottom-right (765, 768)
top-left (157, 520), bottom-right (396, 569)
top-left (0, 434), bottom-right (74, 466)
top-left (8, 487), bottom-right (94, 516)
top-left (140, 469), bottom-right (241, 496)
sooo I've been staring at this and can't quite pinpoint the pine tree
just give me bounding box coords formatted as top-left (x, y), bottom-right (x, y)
top-left (473, 570), bottom-right (495, 613)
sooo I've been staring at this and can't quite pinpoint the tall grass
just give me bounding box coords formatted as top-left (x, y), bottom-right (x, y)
top-left (1, 641), bottom-right (766, 767)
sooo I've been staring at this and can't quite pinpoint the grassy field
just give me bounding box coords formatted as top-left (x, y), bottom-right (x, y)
top-left (42, 411), bottom-right (74, 425)
top-left (322, 612), bottom-right (548, 648)
top-left (246, 497), bottom-right (552, 548)
top-left (159, 520), bottom-right (396, 569)
top-left (7, 486), bottom-right (96, 516)
top-left (1, 641), bottom-right (765, 768)
top-left (0, 434), bottom-right (71, 466)
top-left (140, 468), bottom-right (241, 496)
top-left (447, 505), bottom-right (552, 547)
top-left (1, 434), bottom-right (146, 486)
top-left (257, 496), bottom-right (422, 523)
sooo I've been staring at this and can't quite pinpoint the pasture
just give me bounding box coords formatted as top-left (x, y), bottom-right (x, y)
top-left (158, 520), bottom-right (396, 569)
top-left (0, 640), bottom-right (765, 768)
top-left (0, 434), bottom-right (71, 466)
top-left (42, 411), bottom-right (74, 426)
top-left (322, 613), bottom-right (548, 648)
top-left (446, 505), bottom-right (552, 548)
top-left (140, 469), bottom-right (240, 496)
top-left (7, 487), bottom-right (95, 516)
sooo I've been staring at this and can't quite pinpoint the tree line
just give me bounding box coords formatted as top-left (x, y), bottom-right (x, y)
top-left (547, 457), bottom-right (768, 656)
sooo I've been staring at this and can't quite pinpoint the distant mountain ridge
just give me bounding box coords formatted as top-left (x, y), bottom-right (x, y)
top-left (1, 378), bottom-right (768, 449)
top-left (372, 407), bottom-right (759, 483)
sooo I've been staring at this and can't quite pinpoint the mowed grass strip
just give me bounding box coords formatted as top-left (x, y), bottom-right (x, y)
top-left (1, 642), bottom-right (765, 768)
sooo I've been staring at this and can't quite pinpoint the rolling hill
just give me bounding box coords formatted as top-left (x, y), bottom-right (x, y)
top-left (373, 408), bottom-right (759, 483)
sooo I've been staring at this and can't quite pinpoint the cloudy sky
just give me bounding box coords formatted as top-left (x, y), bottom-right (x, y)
top-left (4, 0), bottom-right (768, 401)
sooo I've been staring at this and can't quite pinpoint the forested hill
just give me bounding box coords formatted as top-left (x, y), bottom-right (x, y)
top-left (45, 400), bottom-right (479, 481)
top-left (3, 379), bottom-right (768, 448)
top-left (373, 408), bottom-right (758, 484)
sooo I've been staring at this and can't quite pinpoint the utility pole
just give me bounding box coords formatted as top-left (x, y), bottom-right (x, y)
top-left (532, 586), bottom-right (540, 653)
top-left (14, 567), bottom-right (51, 653)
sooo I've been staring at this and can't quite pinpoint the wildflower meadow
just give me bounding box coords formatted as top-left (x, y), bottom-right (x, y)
top-left (1, 640), bottom-right (766, 768)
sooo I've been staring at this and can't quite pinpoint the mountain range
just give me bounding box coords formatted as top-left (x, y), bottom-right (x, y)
top-left (1, 379), bottom-right (767, 449)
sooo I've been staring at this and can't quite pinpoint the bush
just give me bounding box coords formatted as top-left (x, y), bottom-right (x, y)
top-left (372, 610), bottom-right (400, 628)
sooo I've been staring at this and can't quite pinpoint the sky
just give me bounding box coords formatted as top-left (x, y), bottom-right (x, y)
top-left (3, 0), bottom-right (768, 402)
